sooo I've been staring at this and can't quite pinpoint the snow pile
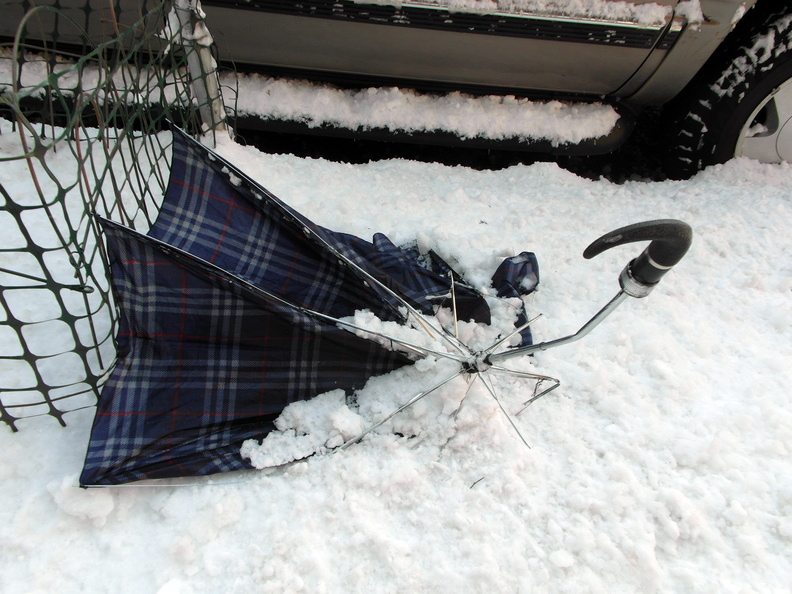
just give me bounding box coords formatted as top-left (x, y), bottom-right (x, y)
top-left (224, 73), bottom-right (620, 145)
top-left (1, 125), bottom-right (792, 592)
top-left (675, 0), bottom-right (705, 25)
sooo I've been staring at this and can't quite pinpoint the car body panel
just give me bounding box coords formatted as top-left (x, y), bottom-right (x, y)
top-left (625, 0), bottom-right (761, 104)
top-left (202, 0), bottom-right (681, 96)
top-left (0, 0), bottom-right (751, 104)
top-left (0, 0), bottom-right (764, 152)
top-left (0, 0), bottom-right (161, 43)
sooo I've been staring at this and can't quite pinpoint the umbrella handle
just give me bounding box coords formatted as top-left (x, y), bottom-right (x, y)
top-left (583, 219), bottom-right (692, 297)
top-left (488, 219), bottom-right (692, 363)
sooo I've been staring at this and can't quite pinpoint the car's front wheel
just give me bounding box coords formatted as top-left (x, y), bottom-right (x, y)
top-left (667, 7), bottom-right (792, 178)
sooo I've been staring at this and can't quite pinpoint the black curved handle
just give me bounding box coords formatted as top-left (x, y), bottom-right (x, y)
top-left (583, 219), bottom-right (692, 285)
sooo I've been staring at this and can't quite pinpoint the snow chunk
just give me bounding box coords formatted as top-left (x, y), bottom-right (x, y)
top-left (241, 390), bottom-right (364, 468)
top-left (47, 475), bottom-right (115, 527)
top-left (675, 0), bottom-right (704, 27)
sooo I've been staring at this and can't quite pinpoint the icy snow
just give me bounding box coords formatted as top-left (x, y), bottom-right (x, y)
top-left (2, 122), bottom-right (792, 592)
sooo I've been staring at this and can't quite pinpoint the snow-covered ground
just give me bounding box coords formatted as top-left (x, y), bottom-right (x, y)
top-left (1, 122), bottom-right (791, 592)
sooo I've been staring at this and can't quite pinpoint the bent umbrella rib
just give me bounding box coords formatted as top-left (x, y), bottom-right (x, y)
top-left (477, 372), bottom-right (532, 450)
top-left (337, 368), bottom-right (464, 451)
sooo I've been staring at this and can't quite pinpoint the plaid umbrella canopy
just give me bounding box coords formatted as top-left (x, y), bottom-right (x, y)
top-left (80, 129), bottom-right (539, 486)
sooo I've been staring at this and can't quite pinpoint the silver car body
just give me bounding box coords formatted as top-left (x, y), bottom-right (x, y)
top-left (196, 0), bottom-right (755, 106)
top-left (0, 0), bottom-right (763, 152)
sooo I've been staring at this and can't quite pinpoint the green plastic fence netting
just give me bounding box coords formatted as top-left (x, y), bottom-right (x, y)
top-left (0, 0), bottom-right (229, 430)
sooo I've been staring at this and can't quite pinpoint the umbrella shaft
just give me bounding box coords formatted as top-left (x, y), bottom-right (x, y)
top-left (488, 290), bottom-right (629, 363)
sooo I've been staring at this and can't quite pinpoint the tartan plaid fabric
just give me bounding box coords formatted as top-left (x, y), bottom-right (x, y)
top-left (330, 231), bottom-right (492, 324)
top-left (150, 129), bottom-right (400, 323)
top-left (80, 221), bottom-right (411, 486)
top-left (151, 129), bottom-right (492, 325)
top-left (81, 129), bottom-right (540, 485)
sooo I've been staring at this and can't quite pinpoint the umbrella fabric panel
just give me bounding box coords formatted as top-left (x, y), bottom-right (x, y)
top-left (154, 129), bottom-right (537, 344)
top-left (80, 221), bottom-right (411, 486)
top-left (331, 231), bottom-right (492, 324)
top-left (151, 129), bottom-right (493, 326)
top-left (150, 129), bottom-right (404, 323)
top-left (491, 252), bottom-right (540, 345)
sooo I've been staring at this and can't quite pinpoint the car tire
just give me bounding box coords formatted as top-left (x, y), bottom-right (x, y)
top-left (666, 7), bottom-right (792, 179)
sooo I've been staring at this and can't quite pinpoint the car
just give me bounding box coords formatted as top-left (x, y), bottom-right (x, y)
top-left (3, 0), bottom-right (791, 178)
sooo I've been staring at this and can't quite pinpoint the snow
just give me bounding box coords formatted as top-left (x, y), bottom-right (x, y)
top-left (0, 50), bottom-right (620, 146)
top-left (356, 0), bottom-right (677, 25)
top-left (2, 122), bottom-right (792, 591)
top-left (731, 2), bottom-right (748, 27)
top-left (223, 72), bottom-right (620, 146)
top-left (710, 13), bottom-right (792, 100)
top-left (674, 0), bottom-right (704, 27)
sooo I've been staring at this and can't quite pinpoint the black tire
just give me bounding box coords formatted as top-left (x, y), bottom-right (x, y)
top-left (666, 7), bottom-right (792, 179)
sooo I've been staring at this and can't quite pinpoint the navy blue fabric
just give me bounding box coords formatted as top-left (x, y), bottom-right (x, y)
top-left (149, 129), bottom-right (493, 326)
top-left (148, 130), bottom-right (401, 324)
top-left (81, 129), bottom-right (540, 485)
top-left (325, 231), bottom-right (492, 324)
top-left (80, 221), bottom-right (411, 486)
top-left (491, 252), bottom-right (540, 345)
